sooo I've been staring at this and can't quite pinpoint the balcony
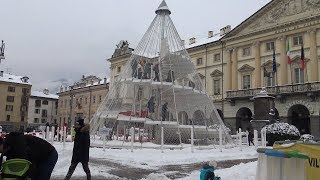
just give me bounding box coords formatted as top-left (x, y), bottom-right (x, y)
top-left (225, 82), bottom-right (320, 101)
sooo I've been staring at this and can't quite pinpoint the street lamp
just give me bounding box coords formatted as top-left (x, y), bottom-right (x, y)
top-left (0, 40), bottom-right (5, 64)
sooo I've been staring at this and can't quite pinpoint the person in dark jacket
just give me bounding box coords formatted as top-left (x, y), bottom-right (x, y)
top-left (248, 128), bottom-right (254, 146)
top-left (65, 119), bottom-right (91, 180)
top-left (153, 63), bottom-right (160, 81)
top-left (200, 161), bottom-right (220, 180)
top-left (0, 132), bottom-right (58, 180)
top-left (162, 102), bottom-right (168, 121)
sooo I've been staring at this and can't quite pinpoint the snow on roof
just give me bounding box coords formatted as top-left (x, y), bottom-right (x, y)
top-left (31, 91), bottom-right (59, 99)
top-left (0, 73), bottom-right (31, 85)
top-left (184, 33), bottom-right (222, 49)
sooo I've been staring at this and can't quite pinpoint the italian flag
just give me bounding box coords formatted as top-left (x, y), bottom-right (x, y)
top-left (287, 41), bottom-right (291, 64)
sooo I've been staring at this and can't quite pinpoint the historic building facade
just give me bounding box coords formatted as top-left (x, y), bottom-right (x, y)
top-left (27, 89), bottom-right (58, 129)
top-left (108, 0), bottom-right (320, 138)
top-left (57, 75), bottom-right (109, 128)
top-left (0, 71), bottom-right (31, 132)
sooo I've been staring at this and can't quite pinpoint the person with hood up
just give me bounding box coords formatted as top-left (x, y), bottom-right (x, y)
top-left (64, 119), bottom-right (91, 180)
top-left (200, 160), bottom-right (220, 180)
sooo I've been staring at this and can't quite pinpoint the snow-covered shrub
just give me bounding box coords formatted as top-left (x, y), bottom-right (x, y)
top-left (265, 122), bottom-right (300, 146)
top-left (300, 134), bottom-right (314, 142)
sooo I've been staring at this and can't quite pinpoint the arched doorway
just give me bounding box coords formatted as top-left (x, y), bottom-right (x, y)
top-left (193, 110), bottom-right (205, 125)
top-left (288, 104), bottom-right (310, 134)
top-left (178, 111), bottom-right (188, 125)
top-left (236, 107), bottom-right (253, 131)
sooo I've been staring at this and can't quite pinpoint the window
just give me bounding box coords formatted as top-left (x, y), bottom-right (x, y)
top-left (21, 116), bottom-right (24, 122)
top-left (64, 100), bottom-right (67, 107)
top-left (117, 66), bottom-right (121, 73)
top-left (266, 42), bottom-right (275, 51)
top-left (22, 88), bottom-right (29, 94)
top-left (42, 100), bottom-right (48, 105)
top-left (93, 96), bottom-right (96, 103)
top-left (6, 105), bottom-right (13, 111)
top-left (79, 98), bottom-right (82, 104)
top-left (34, 109), bottom-right (40, 114)
top-left (213, 79), bottom-right (221, 95)
top-left (294, 68), bottom-right (304, 84)
top-left (266, 74), bottom-right (275, 87)
top-left (99, 95), bottom-right (102, 103)
top-left (41, 119), bottom-right (46, 123)
top-left (34, 118), bottom-right (39, 123)
top-left (242, 75), bottom-right (251, 89)
top-left (35, 100), bottom-right (41, 107)
top-left (196, 58), bottom-right (203, 65)
top-left (293, 36), bottom-right (303, 46)
top-left (85, 97), bottom-right (88, 104)
top-left (42, 109), bottom-right (48, 117)
top-left (8, 86), bottom-right (15, 92)
top-left (214, 54), bottom-right (221, 62)
top-left (6, 115), bottom-right (10, 121)
top-left (6, 96), bottom-right (14, 102)
top-left (243, 47), bottom-right (251, 56)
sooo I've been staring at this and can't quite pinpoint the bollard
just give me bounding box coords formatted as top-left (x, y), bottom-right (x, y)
top-left (219, 125), bottom-right (223, 152)
top-left (130, 127), bottom-right (134, 152)
top-left (245, 130), bottom-right (249, 146)
top-left (238, 128), bottom-right (242, 151)
top-left (103, 134), bottom-right (106, 151)
top-left (46, 126), bottom-right (50, 141)
top-left (63, 126), bottom-right (66, 148)
top-left (161, 127), bottom-right (164, 153)
top-left (254, 130), bottom-right (258, 149)
top-left (191, 126), bottom-right (194, 153)
top-left (51, 126), bottom-right (55, 143)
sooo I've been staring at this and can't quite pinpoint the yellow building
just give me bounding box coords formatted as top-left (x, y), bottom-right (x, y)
top-left (57, 75), bottom-right (109, 128)
top-left (108, 0), bottom-right (320, 138)
top-left (0, 71), bottom-right (31, 132)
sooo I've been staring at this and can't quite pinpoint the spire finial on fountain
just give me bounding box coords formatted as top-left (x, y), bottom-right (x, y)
top-left (155, 0), bottom-right (171, 15)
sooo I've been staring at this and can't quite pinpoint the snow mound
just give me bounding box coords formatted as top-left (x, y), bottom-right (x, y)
top-left (265, 122), bottom-right (300, 136)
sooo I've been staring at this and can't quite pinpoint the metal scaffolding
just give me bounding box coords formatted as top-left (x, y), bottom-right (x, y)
top-left (90, 1), bottom-right (234, 148)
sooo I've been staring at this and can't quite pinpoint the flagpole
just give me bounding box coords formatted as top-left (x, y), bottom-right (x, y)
top-left (290, 63), bottom-right (294, 92)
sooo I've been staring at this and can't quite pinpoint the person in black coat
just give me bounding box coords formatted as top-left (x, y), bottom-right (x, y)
top-left (65, 119), bottom-right (91, 180)
top-left (162, 102), bottom-right (168, 121)
top-left (0, 132), bottom-right (58, 180)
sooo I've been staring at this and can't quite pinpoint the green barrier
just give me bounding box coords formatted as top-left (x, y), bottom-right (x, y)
top-left (287, 151), bottom-right (309, 159)
top-left (2, 158), bottom-right (31, 177)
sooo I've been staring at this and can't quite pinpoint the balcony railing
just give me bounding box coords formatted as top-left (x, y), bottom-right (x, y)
top-left (226, 82), bottom-right (320, 99)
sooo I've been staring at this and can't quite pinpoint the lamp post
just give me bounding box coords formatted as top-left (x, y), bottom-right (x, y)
top-left (0, 40), bottom-right (5, 64)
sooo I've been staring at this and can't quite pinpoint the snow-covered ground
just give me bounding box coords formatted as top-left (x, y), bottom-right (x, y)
top-left (52, 141), bottom-right (258, 179)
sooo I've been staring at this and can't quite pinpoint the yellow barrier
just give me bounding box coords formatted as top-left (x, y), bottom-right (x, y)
top-left (274, 143), bottom-right (320, 180)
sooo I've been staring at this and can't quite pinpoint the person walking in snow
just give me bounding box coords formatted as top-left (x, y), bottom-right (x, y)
top-left (64, 119), bottom-right (91, 180)
top-left (248, 128), bottom-right (254, 146)
top-left (200, 161), bottom-right (220, 180)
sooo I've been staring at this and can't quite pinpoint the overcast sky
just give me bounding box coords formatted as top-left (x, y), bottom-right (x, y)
top-left (0, 0), bottom-right (271, 92)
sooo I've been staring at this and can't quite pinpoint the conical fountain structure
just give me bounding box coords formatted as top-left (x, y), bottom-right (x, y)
top-left (91, 1), bottom-right (234, 148)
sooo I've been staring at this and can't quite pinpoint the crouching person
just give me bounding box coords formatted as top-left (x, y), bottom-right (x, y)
top-left (200, 161), bottom-right (220, 180)
top-left (65, 119), bottom-right (91, 180)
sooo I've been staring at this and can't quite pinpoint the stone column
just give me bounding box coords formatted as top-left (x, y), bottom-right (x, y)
top-left (224, 48), bottom-right (232, 91)
top-left (309, 29), bottom-right (318, 82)
top-left (253, 41), bottom-right (261, 88)
top-left (231, 48), bottom-right (238, 90)
top-left (277, 36), bottom-right (287, 85)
